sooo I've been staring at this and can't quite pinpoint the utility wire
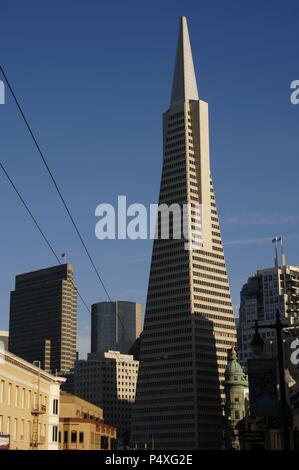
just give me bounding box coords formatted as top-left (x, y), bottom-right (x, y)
top-left (0, 162), bottom-right (60, 265)
top-left (0, 64), bottom-right (134, 346)
top-left (0, 64), bottom-right (111, 301)
top-left (0, 161), bottom-right (90, 314)
top-left (0, 161), bottom-right (136, 384)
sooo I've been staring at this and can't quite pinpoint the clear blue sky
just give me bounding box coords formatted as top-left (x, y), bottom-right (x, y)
top-left (0, 0), bottom-right (298, 357)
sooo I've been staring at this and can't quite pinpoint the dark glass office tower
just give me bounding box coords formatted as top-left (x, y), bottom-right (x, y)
top-left (91, 301), bottom-right (142, 354)
top-left (9, 264), bottom-right (77, 374)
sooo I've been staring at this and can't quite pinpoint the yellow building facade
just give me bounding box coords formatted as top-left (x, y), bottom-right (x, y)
top-left (0, 350), bottom-right (64, 450)
top-left (59, 393), bottom-right (117, 450)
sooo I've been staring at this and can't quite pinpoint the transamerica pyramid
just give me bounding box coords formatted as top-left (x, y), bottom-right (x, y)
top-left (131, 17), bottom-right (237, 450)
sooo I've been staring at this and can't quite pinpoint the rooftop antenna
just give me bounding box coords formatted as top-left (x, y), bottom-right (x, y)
top-left (272, 237), bottom-right (279, 267)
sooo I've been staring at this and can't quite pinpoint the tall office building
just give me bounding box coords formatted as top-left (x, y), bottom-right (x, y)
top-left (91, 301), bottom-right (142, 354)
top-left (131, 17), bottom-right (236, 450)
top-left (9, 264), bottom-right (77, 374)
top-left (238, 263), bottom-right (299, 368)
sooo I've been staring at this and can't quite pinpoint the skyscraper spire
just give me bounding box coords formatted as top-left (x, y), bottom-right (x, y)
top-left (170, 16), bottom-right (199, 107)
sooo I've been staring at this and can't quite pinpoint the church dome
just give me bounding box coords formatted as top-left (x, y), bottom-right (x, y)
top-left (224, 348), bottom-right (248, 385)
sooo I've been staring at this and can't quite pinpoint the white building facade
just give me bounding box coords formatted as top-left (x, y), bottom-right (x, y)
top-left (238, 264), bottom-right (299, 368)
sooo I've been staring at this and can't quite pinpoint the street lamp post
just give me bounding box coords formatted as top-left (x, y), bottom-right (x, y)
top-left (250, 309), bottom-right (291, 450)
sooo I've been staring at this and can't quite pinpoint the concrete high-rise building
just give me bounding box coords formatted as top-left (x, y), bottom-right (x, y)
top-left (67, 351), bottom-right (139, 439)
top-left (238, 263), bottom-right (299, 368)
top-left (9, 264), bottom-right (77, 375)
top-left (91, 301), bottom-right (142, 354)
top-left (0, 349), bottom-right (64, 450)
top-left (131, 17), bottom-right (236, 450)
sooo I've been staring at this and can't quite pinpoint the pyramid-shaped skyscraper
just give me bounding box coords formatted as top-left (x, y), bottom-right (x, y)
top-left (131, 17), bottom-right (237, 450)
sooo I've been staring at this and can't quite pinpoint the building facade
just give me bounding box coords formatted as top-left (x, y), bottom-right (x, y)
top-left (59, 393), bottom-right (117, 450)
top-left (91, 301), bottom-right (142, 355)
top-left (9, 264), bottom-right (77, 374)
top-left (131, 17), bottom-right (236, 450)
top-left (0, 349), bottom-right (64, 450)
top-left (238, 264), bottom-right (299, 368)
top-left (66, 351), bottom-right (139, 439)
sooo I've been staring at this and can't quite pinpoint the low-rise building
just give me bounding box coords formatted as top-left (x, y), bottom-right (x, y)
top-left (59, 393), bottom-right (116, 450)
top-left (0, 349), bottom-right (64, 450)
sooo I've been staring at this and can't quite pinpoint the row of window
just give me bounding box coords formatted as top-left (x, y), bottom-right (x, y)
top-left (166, 125), bottom-right (185, 135)
top-left (0, 380), bottom-right (53, 412)
top-left (60, 430), bottom-right (84, 444)
top-left (0, 415), bottom-right (41, 441)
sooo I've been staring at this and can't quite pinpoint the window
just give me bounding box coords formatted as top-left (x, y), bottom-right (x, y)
top-left (7, 417), bottom-right (10, 434)
top-left (21, 388), bottom-right (25, 409)
top-left (27, 421), bottom-right (31, 441)
top-left (20, 420), bottom-right (24, 440)
top-left (79, 432), bottom-right (84, 444)
top-left (15, 386), bottom-right (19, 407)
top-left (0, 380), bottom-right (4, 403)
top-left (8, 383), bottom-right (12, 405)
top-left (52, 425), bottom-right (58, 442)
top-left (27, 390), bottom-right (32, 409)
top-left (13, 418), bottom-right (18, 439)
top-left (64, 431), bottom-right (68, 443)
top-left (53, 399), bottom-right (59, 415)
top-left (101, 436), bottom-right (109, 450)
top-left (71, 431), bottom-right (77, 443)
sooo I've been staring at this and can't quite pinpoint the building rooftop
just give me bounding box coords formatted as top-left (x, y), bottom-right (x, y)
top-left (1, 349), bottom-right (66, 384)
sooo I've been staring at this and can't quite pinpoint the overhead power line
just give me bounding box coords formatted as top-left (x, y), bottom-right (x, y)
top-left (0, 63), bottom-right (134, 346)
top-left (0, 64), bottom-right (111, 301)
top-left (0, 160), bottom-right (89, 314)
top-left (0, 161), bottom-right (136, 384)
